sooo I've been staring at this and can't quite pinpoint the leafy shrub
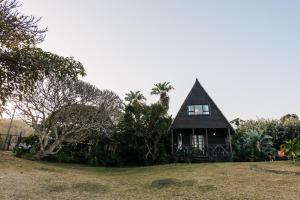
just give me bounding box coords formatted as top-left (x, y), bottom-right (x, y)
top-left (156, 146), bottom-right (171, 164)
top-left (46, 143), bottom-right (89, 163)
top-left (173, 146), bottom-right (193, 163)
top-left (235, 117), bottom-right (300, 150)
top-left (232, 130), bottom-right (275, 161)
top-left (13, 135), bottom-right (39, 158)
top-left (46, 139), bottom-right (122, 166)
top-left (281, 139), bottom-right (300, 161)
top-left (208, 149), bottom-right (232, 162)
top-left (88, 150), bottom-right (120, 166)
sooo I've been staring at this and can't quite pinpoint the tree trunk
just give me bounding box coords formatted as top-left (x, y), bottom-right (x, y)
top-left (33, 137), bottom-right (63, 160)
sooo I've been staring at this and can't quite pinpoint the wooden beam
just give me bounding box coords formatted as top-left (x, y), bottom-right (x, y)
top-left (171, 129), bottom-right (174, 154)
top-left (192, 128), bottom-right (195, 147)
top-left (228, 128), bottom-right (233, 157)
top-left (206, 128), bottom-right (209, 156)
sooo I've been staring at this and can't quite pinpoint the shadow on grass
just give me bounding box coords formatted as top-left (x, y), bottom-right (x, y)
top-left (198, 185), bottom-right (217, 193)
top-left (72, 182), bottom-right (108, 193)
top-left (250, 165), bottom-right (300, 176)
top-left (149, 178), bottom-right (216, 193)
top-left (45, 182), bottom-right (108, 194)
top-left (41, 162), bottom-right (209, 176)
top-left (36, 166), bottom-right (62, 173)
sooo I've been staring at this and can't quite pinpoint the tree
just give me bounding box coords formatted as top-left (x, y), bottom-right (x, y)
top-left (0, 0), bottom-right (46, 48)
top-left (118, 90), bottom-right (172, 165)
top-left (0, 0), bottom-right (85, 108)
top-left (230, 118), bottom-right (245, 128)
top-left (280, 114), bottom-right (299, 123)
top-left (0, 48), bottom-right (85, 105)
top-left (281, 139), bottom-right (300, 161)
top-left (35, 104), bottom-right (115, 160)
top-left (151, 82), bottom-right (174, 109)
top-left (11, 76), bottom-right (123, 159)
top-left (235, 117), bottom-right (300, 149)
top-left (124, 91), bottom-right (146, 105)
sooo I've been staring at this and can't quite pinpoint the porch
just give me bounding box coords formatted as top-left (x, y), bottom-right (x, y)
top-left (171, 128), bottom-right (233, 161)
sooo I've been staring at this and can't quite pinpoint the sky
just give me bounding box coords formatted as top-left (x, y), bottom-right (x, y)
top-left (19, 0), bottom-right (300, 120)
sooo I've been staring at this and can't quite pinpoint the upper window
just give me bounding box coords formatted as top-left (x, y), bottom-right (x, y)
top-left (188, 105), bottom-right (210, 115)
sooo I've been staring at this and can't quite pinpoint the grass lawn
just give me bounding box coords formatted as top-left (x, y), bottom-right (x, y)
top-left (0, 152), bottom-right (300, 200)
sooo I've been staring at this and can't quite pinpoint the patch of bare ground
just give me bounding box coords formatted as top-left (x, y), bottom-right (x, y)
top-left (1, 151), bottom-right (300, 200)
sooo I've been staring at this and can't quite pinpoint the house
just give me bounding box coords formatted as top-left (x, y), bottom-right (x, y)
top-left (170, 79), bottom-right (234, 161)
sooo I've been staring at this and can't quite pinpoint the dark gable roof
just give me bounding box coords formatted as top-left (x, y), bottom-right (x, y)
top-left (172, 79), bottom-right (233, 129)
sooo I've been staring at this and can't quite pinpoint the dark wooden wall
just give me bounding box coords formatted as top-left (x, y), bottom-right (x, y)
top-left (173, 128), bottom-right (228, 147)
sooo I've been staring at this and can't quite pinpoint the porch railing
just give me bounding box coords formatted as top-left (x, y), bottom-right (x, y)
top-left (174, 144), bottom-right (232, 160)
top-left (207, 144), bottom-right (232, 161)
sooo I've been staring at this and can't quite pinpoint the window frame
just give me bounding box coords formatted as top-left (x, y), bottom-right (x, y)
top-left (187, 104), bottom-right (210, 116)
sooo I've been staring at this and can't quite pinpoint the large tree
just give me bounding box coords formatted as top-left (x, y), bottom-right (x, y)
top-left (0, 0), bottom-right (45, 48)
top-left (118, 90), bottom-right (172, 164)
top-left (151, 82), bottom-right (174, 109)
top-left (11, 76), bottom-right (123, 159)
top-left (124, 91), bottom-right (146, 105)
top-left (0, 0), bottom-right (85, 108)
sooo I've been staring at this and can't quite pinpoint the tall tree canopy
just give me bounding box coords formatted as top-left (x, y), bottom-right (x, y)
top-left (11, 76), bottom-right (123, 159)
top-left (0, 0), bottom-right (45, 48)
top-left (151, 82), bottom-right (174, 109)
top-left (0, 0), bottom-right (85, 107)
top-left (124, 91), bottom-right (146, 105)
top-left (118, 85), bottom-right (174, 165)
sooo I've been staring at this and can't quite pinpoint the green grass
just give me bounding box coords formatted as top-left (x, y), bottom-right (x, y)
top-left (0, 151), bottom-right (300, 200)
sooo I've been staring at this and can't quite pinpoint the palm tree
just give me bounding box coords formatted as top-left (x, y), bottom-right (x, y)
top-left (125, 91), bottom-right (146, 104)
top-left (151, 82), bottom-right (174, 109)
top-left (281, 139), bottom-right (300, 161)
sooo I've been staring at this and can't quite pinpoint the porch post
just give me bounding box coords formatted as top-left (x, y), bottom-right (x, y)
top-left (171, 129), bottom-right (174, 154)
top-left (192, 128), bottom-right (195, 146)
top-left (228, 128), bottom-right (233, 157)
top-left (205, 128), bottom-right (209, 156)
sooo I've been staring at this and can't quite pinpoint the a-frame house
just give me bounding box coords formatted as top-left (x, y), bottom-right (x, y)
top-left (170, 79), bottom-right (233, 161)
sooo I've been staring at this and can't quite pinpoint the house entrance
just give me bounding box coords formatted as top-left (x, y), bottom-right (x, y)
top-left (192, 134), bottom-right (206, 155)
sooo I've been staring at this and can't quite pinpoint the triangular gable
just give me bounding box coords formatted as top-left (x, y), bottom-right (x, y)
top-left (172, 79), bottom-right (233, 129)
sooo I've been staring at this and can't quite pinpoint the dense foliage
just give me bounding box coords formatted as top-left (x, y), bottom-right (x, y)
top-left (13, 82), bottom-right (173, 166)
top-left (11, 76), bottom-right (123, 160)
top-left (232, 115), bottom-right (300, 161)
top-left (0, 0), bottom-right (85, 108)
top-left (280, 139), bottom-right (300, 161)
top-left (233, 116), bottom-right (300, 149)
top-left (117, 101), bottom-right (172, 165)
top-left (232, 130), bottom-right (275, 161)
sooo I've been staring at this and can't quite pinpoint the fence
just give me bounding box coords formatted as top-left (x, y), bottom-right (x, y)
top-left (0, 133), bottom-right (23, 151)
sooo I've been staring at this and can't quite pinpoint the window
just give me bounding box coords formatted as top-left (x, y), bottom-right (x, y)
top-left (188, 105), bottom-right (210, 115)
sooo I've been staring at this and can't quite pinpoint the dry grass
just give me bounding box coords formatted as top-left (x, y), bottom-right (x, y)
top-left (0, 152), bottom-right (300, 200)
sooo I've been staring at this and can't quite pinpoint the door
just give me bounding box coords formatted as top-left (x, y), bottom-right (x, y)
top-left (192, 135), bottom-right (206, 156)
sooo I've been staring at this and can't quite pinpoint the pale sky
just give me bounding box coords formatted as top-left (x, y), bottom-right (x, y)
top-left (19, 0), bottom-right (300, 120)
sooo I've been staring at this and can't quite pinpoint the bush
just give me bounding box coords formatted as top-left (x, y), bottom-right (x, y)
top-left (156, 146), bottom-right (171, 164)
top-left (172, 147), bottom-right (193, 163)
top-left (235, 118), bottom-right (300, 150)
top-left (208, 149), bottom-right (232, 162)
top-left (232, 130), bottom-right (275, 162)
top-left (46, 143), bottom-right (89, 163)
top-left (13, 135), bottom-right (39, 158)
top-left (280, 139), bottom-right (300, 161)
